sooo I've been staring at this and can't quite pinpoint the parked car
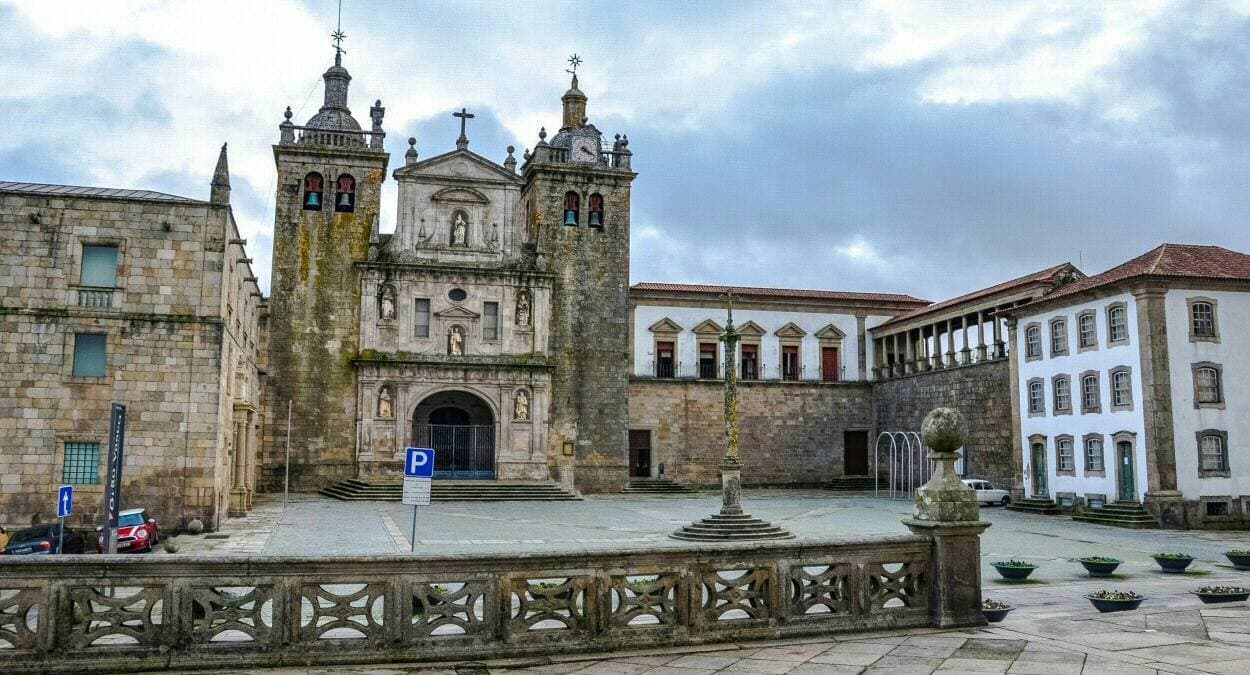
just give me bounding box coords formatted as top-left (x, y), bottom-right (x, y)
top-left (964, 479), bottom-right (1011, 506)
top-left (1, 524), bottom-right (86, 555)
top-left (97, 508), bottom-right (161, 553)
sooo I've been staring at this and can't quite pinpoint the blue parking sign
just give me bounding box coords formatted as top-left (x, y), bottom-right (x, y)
top-left (57, 485), bottom-right (73, 518)
top-left (405, 447), bottom-right (435, 478)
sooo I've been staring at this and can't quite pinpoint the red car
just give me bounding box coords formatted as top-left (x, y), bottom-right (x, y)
top-left (97, 508), bottom-right (161, 553)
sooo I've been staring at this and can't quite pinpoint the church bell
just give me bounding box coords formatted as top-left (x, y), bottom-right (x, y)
top-left (304, 191), bottom-right (320, 208)
top-left (564, 210), bottom-right (577, 226)
top-left (338, 192), bottom-right (352, 208)
top-left (589, 212), bottom-right (601, 227)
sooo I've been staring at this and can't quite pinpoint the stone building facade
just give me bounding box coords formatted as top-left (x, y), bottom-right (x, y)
top-left (0, 146), bottom-right (262, 531)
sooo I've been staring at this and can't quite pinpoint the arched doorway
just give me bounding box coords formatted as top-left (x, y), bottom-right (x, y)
top-left (412, 390), bottom-right (496, 479)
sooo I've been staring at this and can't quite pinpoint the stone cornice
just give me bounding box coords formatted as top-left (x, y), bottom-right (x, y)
top-left (0, 306), bottom-right (225, 326)
top-left (356, 260), bottom-right (556, 282)
top-left (353, 352), bottom-right (553, 371)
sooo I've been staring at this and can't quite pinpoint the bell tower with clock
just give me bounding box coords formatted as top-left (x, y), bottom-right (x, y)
top-left (520, 58), bottom-right (636, 493)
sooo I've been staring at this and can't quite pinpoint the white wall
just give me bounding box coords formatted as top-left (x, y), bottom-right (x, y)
top-left (1166, 289), bottom-right (1250, 499)
top-left (632, 304), bottom-right (893, 381)
top-left (1016, 291), bottom-right (1148, 502)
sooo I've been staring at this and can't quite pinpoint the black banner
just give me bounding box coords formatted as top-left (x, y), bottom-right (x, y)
top-left (104, 403), bottom-right (126, 533)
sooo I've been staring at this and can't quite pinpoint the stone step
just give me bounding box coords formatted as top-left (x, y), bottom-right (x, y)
top-left (621, 478), bottom-right (696, 494)
top-left (319, 480), bottom-right (581, 502)
top-left (1073, 502), bottom-right (1157, 529)
top-left (828, 476), bottom-right (877, 492)
top-left (1005, 498), bottom-right (1062, 515)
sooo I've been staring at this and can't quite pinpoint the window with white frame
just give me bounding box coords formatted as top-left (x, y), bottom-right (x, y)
top-left (1191, 301), bottom-right (1216, 339)
top-left (482, 301), bottom-right (500, 340)
top-left (1199, 433), bottom-right (1228, 474)
top-left (1053, 375), bottom-right (1071, 413)
top-left (1050, 318), bottom-right (1068, 356)
top-left (1078, 312), bottom-right (1097, 349)
top-left (1025, 325), bottom-right (1042, 359)
top-left (1111, 367), bottom-right (1133, 410)
top-left (1057, 436), bottom-right (1075, 472)
top-left (1195, 365), bottom-right (1223, 405)
top-left (1028, 379), bottom-right (1044, 415)
top-left (1081, 372), bottom-right (1100, 413)
top-left (1108, 304), bottom-right (1128, 344)
top-left (1085, 436), bottom-right (1104, 472)
top-left (414, 298), bottom-right (431, 338)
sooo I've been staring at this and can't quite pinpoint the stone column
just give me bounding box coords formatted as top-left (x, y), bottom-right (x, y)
top-left (992, 313), bottom-right (1004, 358)
top-left (932, 324), bottom-right (944, 370)
top-left (975, 311), bottom-right (988, 362)
top-left (903, 408), bottom-right (990, 628)
top-left (228, 421), bottom-right (247, 517)
top-left (244, 410), bottom-right (256, 510)
top-left (901, 331), bottom-right (911, 375)
top-left (945, 318), bottom-right (957, 366)
top-left (960, 316), bottom-right (972, 365)
top-left (1006, 318), bottom-right (1025, 499)
top-left (856, 313), bottom-right (868, 382)
top-left (1133, 285), bottom-right (1184, 527)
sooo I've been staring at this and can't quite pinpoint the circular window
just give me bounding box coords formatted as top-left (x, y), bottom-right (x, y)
top-left (448, 288), bottom-right (467, 302)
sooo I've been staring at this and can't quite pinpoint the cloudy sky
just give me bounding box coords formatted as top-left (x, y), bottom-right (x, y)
top-left (3, 0), bottom-right (1249, 301)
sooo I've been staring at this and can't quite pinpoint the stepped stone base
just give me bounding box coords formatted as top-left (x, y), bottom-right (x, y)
top-left (1073, 501), bottom-right (1158, 529)
top-left (320, 479), bottom-right (581, 502)
top-left (670, 511), bottom-right (794, 541)
top-left (621, 478), bottom-right (696, 495)
top-left (828, 476), bottom-right (876, 492)
top-left (1005, 497), bottom-right (1061, 515)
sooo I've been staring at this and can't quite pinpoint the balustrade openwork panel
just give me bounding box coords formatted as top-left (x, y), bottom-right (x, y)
top-left (0, 537), bottom-right (934, 672)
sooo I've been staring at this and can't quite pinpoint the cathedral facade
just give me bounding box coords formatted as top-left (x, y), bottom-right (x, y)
top-left (261, 52), bottom-right (635, 495)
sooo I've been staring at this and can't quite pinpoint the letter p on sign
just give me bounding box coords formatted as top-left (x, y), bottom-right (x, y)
top-left (405, 447), bottom-right (435, 478)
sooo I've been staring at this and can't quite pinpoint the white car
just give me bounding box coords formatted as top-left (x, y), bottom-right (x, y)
top-left (963, 479), bottom-right (1011, 506)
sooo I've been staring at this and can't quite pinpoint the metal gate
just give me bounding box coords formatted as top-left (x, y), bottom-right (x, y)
top-left (414, 424), bottom-right (496, 479)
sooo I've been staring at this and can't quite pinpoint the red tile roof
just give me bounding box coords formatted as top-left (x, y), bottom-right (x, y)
top-left (630, 282), bottom-right (928, 305)
top-left (1040, 244), bottom-right (1250, 303)
top-left (877, 262), bottom-right (1079, 328)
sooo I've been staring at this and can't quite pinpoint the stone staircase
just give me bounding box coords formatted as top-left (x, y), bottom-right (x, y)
top-left (620, 478), bottom-right (696, 495)
top-left (670, 512), bottom-right (795, 541)
top-left (828, 476), bottom-right (877, 492)
top-left (1005, 497), bottom-right (1062, 515)
top-left (319, 479), bottom-right (581, 502)
top-left (1072, 501), bottom-right (1158, 529)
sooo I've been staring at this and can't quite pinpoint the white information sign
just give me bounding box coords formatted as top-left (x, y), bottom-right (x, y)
top-left (402, 476), bottom-right (431, 506)
top-left (402, 447), bottom-right (434, 507)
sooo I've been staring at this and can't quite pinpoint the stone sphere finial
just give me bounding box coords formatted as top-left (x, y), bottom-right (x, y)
top-left (408, 136), bottom-right (416, 147)
top-left (921, 407), bottom-right (966, 453)
top-left (507, 145), bottom-right (515, 154)
top-left (283, 106), bottom-right (293, 121)
top-left (538, 127), bottom-right (547, 140)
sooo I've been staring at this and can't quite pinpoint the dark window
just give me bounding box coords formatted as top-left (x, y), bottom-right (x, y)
top-left (303, 172), bottom-right (324, 210)
top-left (656, 341), bottom-right (675, 378)
top-left (821, 346), bottom-right (839, 381)
top-left (1207, 501), bottom-right (1230, 517)
top-left (414, 298), bottom-right (430, 338)
top-left (448, 288), bottom-right (467, 302)
top-left (588, 193), bottom-right (604, 228)
top-left (1192, 302), bottom-right (1216, 337)
top-left (63, 442), bottom-right (100, 484)
top-left (334, 174), bottom-right (356, 212)
top-left (483, 301), bottom-right (499, 340)
top-left (740, 344), bottom-right (758, 380)
top-left (563, 191), bottom-right (580, 226)
top-left (72, 333), bottom-right (106, 377)
top-left (782, 345), bottom-right (799, 381)
top-left (698, 342), bottom-right (717, 379)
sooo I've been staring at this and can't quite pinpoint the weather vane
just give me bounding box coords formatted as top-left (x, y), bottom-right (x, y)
top-left (331, 0), bottom-right (347, 58)
top-left (566, 53), bottom-right (582, 76)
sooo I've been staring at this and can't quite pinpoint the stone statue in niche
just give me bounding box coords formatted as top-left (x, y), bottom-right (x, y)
top-left (516, 290), bottom-right (532, 327)
top-left (379, 286), bottom-right (396, 320)
top-left (448, 325), bottom-right (465, 355)
top-left (377, 386), bottom-right (393, 419)
top-left (451, 213), bottom-right (468, 247)
top-left (514, 390), bottom-right (530, 421)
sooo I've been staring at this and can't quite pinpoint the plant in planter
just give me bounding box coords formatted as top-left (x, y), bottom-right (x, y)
top-left (413, 584), bottom-right (449, 617)
top-left (1226, 550), bottom-right (1250, 571)
top-left (1153, 552), bottom-right (1195, 574)
top-left (1192, 585), bottom-right (1250, 604)
top-left (992, 560), bottom-right (1038, 581)
top-left (981, 598), bottom-right (1014, 622)
top-left (1085, 589), bottom-right (1146, 613)
top-left (1078, 556), bottom-right (1122, 578)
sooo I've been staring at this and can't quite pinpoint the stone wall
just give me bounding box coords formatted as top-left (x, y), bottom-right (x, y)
top-left (629, 379), bottom-right (875, 487)
top-left (872, 361), bottom-right (1014, 488)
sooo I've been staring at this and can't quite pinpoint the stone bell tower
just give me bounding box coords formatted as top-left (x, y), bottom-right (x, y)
top-left (520, 64), bottom-right (636, 492)
top-left (263, 47), bottom-right (389, 491)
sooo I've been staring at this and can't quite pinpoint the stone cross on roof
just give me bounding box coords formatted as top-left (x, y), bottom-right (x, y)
top-left (453, 107), bottom-right (475, 150)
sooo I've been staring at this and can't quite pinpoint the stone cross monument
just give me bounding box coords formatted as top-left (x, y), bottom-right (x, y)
top-left (672, 292), bottom-right (792, 541)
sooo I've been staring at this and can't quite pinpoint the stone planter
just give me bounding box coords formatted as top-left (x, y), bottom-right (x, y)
top-left (981, 603), bottom-right (1014, 623)
top-left (1193, 587), bottom-right (1250, 604)
top-left (1079, 558), bottom-right (1121, 578)
top-left (992, 563), bottom-right (1037, 581)
top-left (1153, 555), bottom-right (1194, 574)
top-left (1086, 593), bottom-right (1145, 613)
top-left (1225, 552), bottom-right (1250, 571)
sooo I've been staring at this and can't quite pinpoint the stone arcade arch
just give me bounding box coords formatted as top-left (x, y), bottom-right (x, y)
top-left (411, 389), bottom-right (497, 479)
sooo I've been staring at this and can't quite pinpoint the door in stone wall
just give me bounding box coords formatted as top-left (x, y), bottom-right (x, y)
top-left (844, 430), bottom-right (869, 476)
top-left (629, 430), bottom-right (652, 478)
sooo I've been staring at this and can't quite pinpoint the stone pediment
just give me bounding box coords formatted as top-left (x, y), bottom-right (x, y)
top-left (692, 319), bottom-right (724, 335)
top-left (430, 186), bottom-right (489, 204)
top-left (774, 322), bottom-right (808, 338)
top-left (737, 320), bottom-right (766, 337)
top-left (648, 317), bottom-right (683, 334)
top-left (815, 323), bottom-right (846, 340)
top-left (393, 148), bottom-right (521, 184)
top-left (434, 305), bottom-right (480, 320)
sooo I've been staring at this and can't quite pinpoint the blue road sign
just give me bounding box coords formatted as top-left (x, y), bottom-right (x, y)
top-left (58, 485), bottom-right (73, 518)
top-left (405, 447), bottom-right (435, 478)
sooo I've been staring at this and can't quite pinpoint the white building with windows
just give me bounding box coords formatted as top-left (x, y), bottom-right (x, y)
top-left (1011, 244), bottom-right (1250, 528)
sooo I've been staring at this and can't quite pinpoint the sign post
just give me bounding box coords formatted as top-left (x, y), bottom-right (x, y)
top-left (402, 447), bottom-right (434, 553)
top-left (102, 403), bottom-right (127, 555)
top-left (56, 485), bottom-right (73, 554)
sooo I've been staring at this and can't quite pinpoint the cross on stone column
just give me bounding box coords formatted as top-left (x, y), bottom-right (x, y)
top-left (453, 108), bottom-right (475, 150)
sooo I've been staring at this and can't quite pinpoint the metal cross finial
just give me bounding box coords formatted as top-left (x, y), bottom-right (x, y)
top-left (331, 0), bottom-right (347, 59)
top-left (566, 53), bottom-right (583, 76)
top-left (453, 108), bottom-right (475, 148)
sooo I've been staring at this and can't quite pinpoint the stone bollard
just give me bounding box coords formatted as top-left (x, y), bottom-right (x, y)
top-left (902, 407), bottom-right (991, 628)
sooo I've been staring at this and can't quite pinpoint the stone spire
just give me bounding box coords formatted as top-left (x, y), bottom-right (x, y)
top-left (561, 72), bottom-right (588, 131)
top-left (210, 142), bottom-right (230, 205)
top-left (304, 52), bottom-right (362, 132)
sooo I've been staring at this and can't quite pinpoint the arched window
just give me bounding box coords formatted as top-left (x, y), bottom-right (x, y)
top-left (335, 174), bottom-right (356, 212)
top-left (1025, 325), bottom-right (1041, 358)
top-left (1107, 304), bottom-right (1127, 343)
top-left (563, 191), bottom-right (580, 226)
top-left (1078, 312), bottom-right (1096, 348)
top-left (303, 172), bottom-right (324, 210)
top-left (588, 193), bottom-right (605, 228)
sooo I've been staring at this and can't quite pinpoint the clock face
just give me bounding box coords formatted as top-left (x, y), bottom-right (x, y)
top-left (571, 136), bottom-right (599, 163)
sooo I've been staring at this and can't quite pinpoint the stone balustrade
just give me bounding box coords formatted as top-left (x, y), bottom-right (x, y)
top-left (0, 535), bottom-right (944, 672)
